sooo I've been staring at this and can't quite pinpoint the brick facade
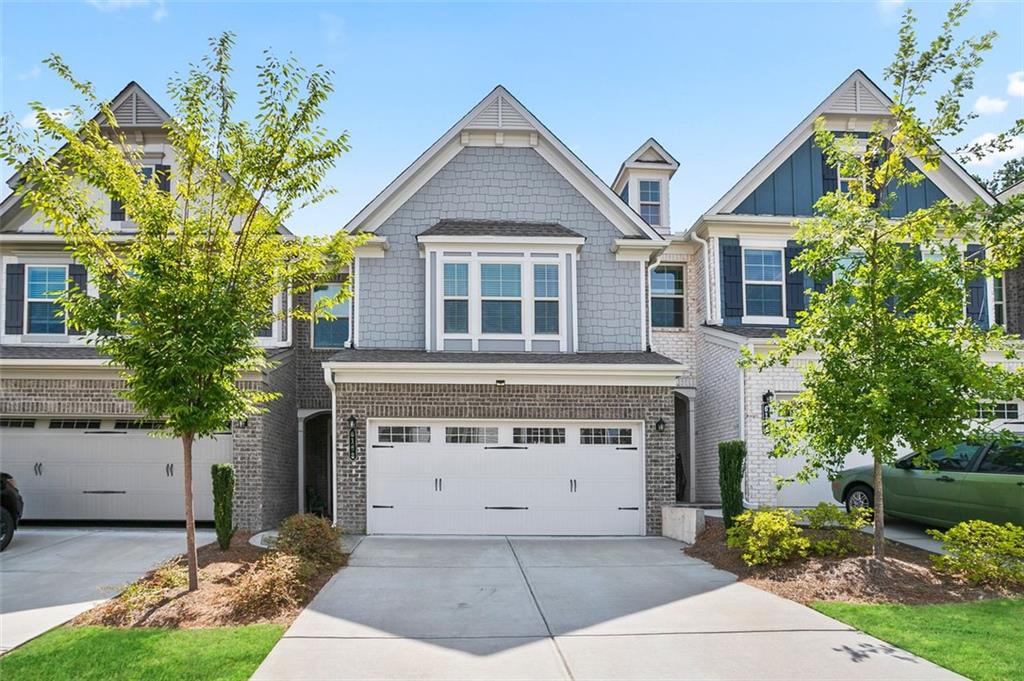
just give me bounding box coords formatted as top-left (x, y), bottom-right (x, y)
top-left (331, 382), bottom-right (676, 535)
top-left (1005, 260), bottom-right (1024, 335)
top-left (692, 331), bottom-right (742, 503)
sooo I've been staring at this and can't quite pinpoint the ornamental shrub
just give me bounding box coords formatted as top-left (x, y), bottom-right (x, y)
top-left (802, 502), bottom-right (871, 557)
top-left (211, 463), bottom-right (236, 550)
top-left (928, 520), bottom-right (1024, 587)
top-left (273, 513), bottom-right (345, 570)
top-left (726, 508), bottom-right (809, 566)
top-left (718, 440), bottom-right (746, 529)
top-left (230, 552), bottom-right (314, 616)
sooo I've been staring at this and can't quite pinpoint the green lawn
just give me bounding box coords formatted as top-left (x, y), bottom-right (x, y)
top-left (0, 624), bottom-right (284, 681)
top-left (813, 598), bottom-right (1024, 681)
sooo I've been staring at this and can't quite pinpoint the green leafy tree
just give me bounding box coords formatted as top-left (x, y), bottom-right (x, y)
top-left (974, 157), bottom-right (1024, 195)
top-left (0, 34), bottom-right (363, 589)
top-left (743, 2), bottom-right (1024, 561)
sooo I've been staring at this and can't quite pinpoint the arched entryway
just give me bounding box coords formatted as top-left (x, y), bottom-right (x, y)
top-left (301, 412), bottom-right (333, 519)
top-left (674, 391), bottom-right (695, 503)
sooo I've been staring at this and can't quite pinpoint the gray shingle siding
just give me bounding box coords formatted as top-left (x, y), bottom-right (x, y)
top-left (359, 146), bottom-right (645, 352)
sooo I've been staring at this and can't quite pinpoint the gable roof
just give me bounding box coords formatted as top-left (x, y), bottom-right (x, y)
top-left (696, 70), bottom-right (996, 226)
top-left (611, 138), bottom-right (679, 192)
top-left (999, 178), bottom-right (1024, 201)
top-left (343, 86), bottom-right (664, 241)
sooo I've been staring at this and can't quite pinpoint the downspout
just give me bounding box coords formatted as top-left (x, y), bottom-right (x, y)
top-left (323, 365), bottom-right (338, 527)
top-left (739, 340), bottom-right (755, 508)
top-left (645, 250), bottom-right (664, 352)
top-left (690, 231), bottom-right (712, 325)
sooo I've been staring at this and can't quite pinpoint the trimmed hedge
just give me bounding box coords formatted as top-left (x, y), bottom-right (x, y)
top-left (211, 463), bottom-right (236, 550)
top-left (718, 439), bottom-right (746, 529)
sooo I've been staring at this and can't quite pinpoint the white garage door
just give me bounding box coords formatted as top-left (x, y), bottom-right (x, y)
top-left (366, 420), bottom-right (645, 536)
top-left (774, 451), bottom-right (874, 507)
top-left (0, 417), bottom-right (231, 521)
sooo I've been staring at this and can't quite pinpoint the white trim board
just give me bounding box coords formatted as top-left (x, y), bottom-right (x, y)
top-left (323, 361), bottom-right (684, 387)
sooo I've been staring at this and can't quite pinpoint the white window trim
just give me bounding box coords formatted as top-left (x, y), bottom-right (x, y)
top-left (1, 255), bottom-right (92, 346)
top-left (310, 279), bottom-right (353, 350)
top-left (532, 262), bottom-right (561, 336)
top-left (638, 179), bottom-right (663, 227)
top-left (650, 264), bottom-right (686, 329)
top-left (25, 263), bottom-right (69, 338)
top-left (442, 261), bottom-right (471, 335)
top-left (478, 260), bottom-right (525, 338)
top-left (740, 243), bottom-right (787, 325)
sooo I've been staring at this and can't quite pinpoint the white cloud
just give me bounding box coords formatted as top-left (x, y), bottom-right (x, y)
top-left (19, 108), bottom-right (72, 130)
top-left (17, 65), bottom-right (41, 81)
top-left (320, 12), bottom-right (344, 45)
top-left (86, 0), bottom-right (166, 21)
top-left (961, 132), bottom-right (1024, 168)
top-left (878, 0), bottom-right (904, 17)
top-left (1009, 71), bottom-right (1024, 98)
top-left (975, 95), bottom-right (1008, 115)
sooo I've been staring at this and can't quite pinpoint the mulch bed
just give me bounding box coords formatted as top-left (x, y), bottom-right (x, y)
top-left (686, 518), bottom-right (1018, 605)
top-left (72, 533), bottom-right (343, 629)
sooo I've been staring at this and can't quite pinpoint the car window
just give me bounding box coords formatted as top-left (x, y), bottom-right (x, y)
top-left (915, 443), bottom-right (982, 472)
top-left (977, 443), bottom-right (1024, 475)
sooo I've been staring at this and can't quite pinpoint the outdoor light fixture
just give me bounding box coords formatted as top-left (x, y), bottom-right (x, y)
top-left (346, 414), bottom-right (358, 462)
top-left (761, 391), bottom-right (774, 433)
top-left (655, 418), bottom-right (666, 433)
top-left (495, 379), bottom-right (506, 386)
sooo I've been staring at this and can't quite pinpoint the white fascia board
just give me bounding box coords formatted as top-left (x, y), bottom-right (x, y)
top-left (324, 361), bottom-right (685, 387)
top-left (0, 358), bottom-right (109, 368)
top-left (354, 236), bottom-right (389, 258)
top-left (0, 232), bottom-right (134, 244)
top-left (697, 325), bottom-right (749, 348)
top-left (417, 235), bottom-right (585, 248)
top-left (611, 238), bottom-right (665, 262)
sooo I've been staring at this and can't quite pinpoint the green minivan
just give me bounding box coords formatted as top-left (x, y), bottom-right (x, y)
top-left (831, 440), bottom-right (1024, 527)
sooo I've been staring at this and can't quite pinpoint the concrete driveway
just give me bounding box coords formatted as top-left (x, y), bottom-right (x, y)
top-left (0, 527), bottom-right (213, 653)
top-left (254, 536), bottom-right (960, 680)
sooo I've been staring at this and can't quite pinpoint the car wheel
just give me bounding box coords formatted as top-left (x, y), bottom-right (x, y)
top-left (0, 507), bottom-right (13, 552)
top-left (844, 484), bottom-right (874, 515)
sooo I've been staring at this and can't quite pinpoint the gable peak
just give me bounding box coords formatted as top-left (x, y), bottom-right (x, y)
top-left (465, 87), bottom-right (533, 131)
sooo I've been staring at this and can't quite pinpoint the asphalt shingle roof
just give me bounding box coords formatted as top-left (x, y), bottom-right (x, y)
top-left (418, 219), bottom-right (584, 239)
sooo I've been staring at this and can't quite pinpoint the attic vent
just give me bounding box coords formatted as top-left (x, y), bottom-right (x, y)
top-left (827, 78), bottom-right (890, 115)
top-left (113, 93), bottom-right (137, 125)
top-left (466, 94), bottom-right (531, 130)
top-left (111, 88), bottom-right (163, 126)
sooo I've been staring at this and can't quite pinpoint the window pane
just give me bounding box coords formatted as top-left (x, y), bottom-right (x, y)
top-left (445, 427), bottom-right (499, 444)
top-left (745, 284), bottom-right (783, 316)
top-left (481, 300), bottom-right (521, 334)
top-left (639, 203), bottom-right (661, 226)
top-left (312, 283), bottom-right (350, 317)
top-left (744, 249), bottom-right (783, 282)
top-left (313, 317), bottom-right (349, 348)
top-left (513, 427), bottom-right (565, 444)
top-left (444, 263), bottom-right (468, 297)
top-left (534, 300), bottom-right (559, 334)
top-left (978, 443), bottom-right (1024, 475)
top-left (651, 297), bottom-right (684, 327)
top-left (480, 263), bottom-right (520, 297)
top-left (920, 443), bottom-right (982, 472)
top-left (651, 266), bottom-right (684, 296)
top-left (27, 267), bottom-right (66, 299)
top-left (378, 426), bottom-right (431, 443)
top-left (580, 428), bottom-right (632, 445)
top-left (639, 180), bottom-right (660, 202)
top-left (27, 301), bottom-right (64, 334)
top-left (444, 299), bottom-right (469, 333)
top-left (534, 264), bottom-right (559, 298)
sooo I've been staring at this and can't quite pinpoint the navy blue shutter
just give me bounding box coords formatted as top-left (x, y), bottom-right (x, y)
top-left (785, 241), bottom-right (804, 323)
top-left (720, 238), bottom-right (743, 323)
top-left (156, 164), bottom-right (171, 192)
top-left (68, 264), bottom-right (87, 335)
top-left (822, 157), bottom-right (838, 193)
top-left (5, 263), bottom-right (25, 334)
top-left (965, 244), bottom-right (988, 328)
top-left (110, 198), bottom-right (125, 221)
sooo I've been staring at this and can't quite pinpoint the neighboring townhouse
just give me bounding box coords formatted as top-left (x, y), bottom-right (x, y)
top-left (998, 179), bottom-right (1024, 336)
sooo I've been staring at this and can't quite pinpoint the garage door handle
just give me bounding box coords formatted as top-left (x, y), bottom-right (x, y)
top-left (485, 506), bottom-right (528, 510)
top-left (616, 446), bottom-right (638, 450)
top-left (484, 446), bottom-right (528, 450)
top-left (935, 475), bottom-right (955, 483)
top-left (618, 507), bottom-right (639, 511)
top-left (83, 490), bottom-right (127, 494)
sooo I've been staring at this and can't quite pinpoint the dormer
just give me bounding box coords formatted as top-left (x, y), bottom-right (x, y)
top-left (612, 138), bottom-right (679, 235)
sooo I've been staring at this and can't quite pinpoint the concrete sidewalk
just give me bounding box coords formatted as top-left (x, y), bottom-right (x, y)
top-left (253, 536), bottom-right (961, 680)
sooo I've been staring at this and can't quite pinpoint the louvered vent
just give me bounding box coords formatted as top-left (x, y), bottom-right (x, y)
top-left (466, 95), bottom-right (533, 130)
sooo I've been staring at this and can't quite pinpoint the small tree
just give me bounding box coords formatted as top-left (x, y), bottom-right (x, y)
top-left (0, 34), bottom-right (363, 589)
top-left (743, 2), bottom-right (1024, 562)
top-left (718, 440), bottom-right (746, 529)
top-left (211, 463), bottom-right (236, 551)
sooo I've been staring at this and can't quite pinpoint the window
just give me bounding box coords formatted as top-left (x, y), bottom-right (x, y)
top-left (480, 263), bottom-right (521, 334)
top-left (994, 276), bottom-right (1004, 326)
top-left (443, 263), bottom-right (469, 334)
top-left (650, 265), bottom-right (685, 327)
top-left (0, 418), bottom-right (35, 429)
top-left (312, 282), bottom-right (349, 348)
top-left (907, 443), bottom-right (983, 472)
top-left (49, 419), bottom-right (101, 429)
top-left (743, 249), bottom-right (784, 318)
top-left (513, 427), bottom-right (565, 444)
top-left (26, 266), bottom-right (67, 334)
top-left (445, 426), bottom-right (498, 444)
top-left (110, 165), bottom-right (169, 221)
top-left (378, 426), bottom-right (431, 443)
top-left (533, 264), bottom-right (559, 334)
top-left (977, 402), bottom-right (1020, 420)
top-left (639, 180), bottom-right (661, 226)
top-left (580, 427), bottom-right (633, 445)
top-left (113, 419), bottom-right (166, 430)
top-left (619, 184), bottom-right (629, 203)
top-left (977, 442), bottom-right (1024, 475)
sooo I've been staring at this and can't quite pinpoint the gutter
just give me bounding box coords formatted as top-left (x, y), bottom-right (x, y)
top-left (323, 365), bottom-right (339, 528)
top-left (645, 250), bottom-right (664, 352)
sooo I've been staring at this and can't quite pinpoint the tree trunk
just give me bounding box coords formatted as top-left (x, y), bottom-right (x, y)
top-left (872, 457), bottom-right (886, 562)
top-left (182, 432), bottom-right (199, 591)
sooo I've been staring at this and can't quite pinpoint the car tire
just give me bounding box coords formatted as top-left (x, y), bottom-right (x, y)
top-left (844, 484), bottom-right (874, 516)
top-left (0, 507), bottom-right (13, 552)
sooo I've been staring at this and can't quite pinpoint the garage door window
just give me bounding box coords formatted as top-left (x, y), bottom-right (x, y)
top-left (0, 418), bottom-right (36, 429)
top-left (48, 419), bottom-right (101, 429)
top-left (445, 426), bottom-right (498, 444)
top-left (580, 427), bottom-right (632, 445)
top-left (512, 427), bottom-right (565, 444)
top-left (113, 419), bottom-right (166, 430)
top-left (378, 426), bottom-right (431, 443)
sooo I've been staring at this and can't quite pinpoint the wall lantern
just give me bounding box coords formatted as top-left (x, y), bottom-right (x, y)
top-left (346, 414), bottom-right (358, 462)
top-left (761, 391), bottom-right (774, 434)
top-left (655, 418), bottom-right (666, 433)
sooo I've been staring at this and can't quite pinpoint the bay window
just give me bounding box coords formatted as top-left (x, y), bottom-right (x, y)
top-left (533, 264), bottom-right (559, 334)
top-left (26, 266), bottom-right (67, 334)
top-left (443, 263), bottom-right (469, 333)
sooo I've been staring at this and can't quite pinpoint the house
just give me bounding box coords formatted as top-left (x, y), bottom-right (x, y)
top-left (0, 73), bottom-right (1019, 534)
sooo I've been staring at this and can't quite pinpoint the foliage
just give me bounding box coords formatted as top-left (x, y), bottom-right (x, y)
top-left (802, 502), bottom-right (871, 557)
top-left (974, 157), bottom-right (1024, 195)
top-left (0, 33), bottom-right (364, 588)
top-left (104, 558), bottom-right (188, 624)
top-left (726, 508), bottom-right (810, 566)
top-left (212, 463), bottom-right (236, 551)
top-left (740, 1), bottom-right (1024, 560)
top-left (229, 552), bottom-right (314, 616)
top-left (718, 440), bottom-right (746, 529)
top-left (813, 599), bottom-right (1024, 681)
top-left (928, 520), bottom-right (1024, 587)
top-left (0, 624), bottom-right (285, 681)
top-left (272, 513), bottom-right (345, 570)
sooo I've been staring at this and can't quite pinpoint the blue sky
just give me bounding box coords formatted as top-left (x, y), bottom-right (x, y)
top-left (3, 1), bottom-right (1022, 236)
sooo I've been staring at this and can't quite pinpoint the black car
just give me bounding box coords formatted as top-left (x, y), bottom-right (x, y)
top-left (1, 472), bottom-right (24, 551)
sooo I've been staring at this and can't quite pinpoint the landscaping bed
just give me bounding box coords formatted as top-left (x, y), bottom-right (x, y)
top-left (686, 517), bottom-right (1018, 605)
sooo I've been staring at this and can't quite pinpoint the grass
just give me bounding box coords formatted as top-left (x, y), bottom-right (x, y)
top-left (0, 624), bottom-right (285, 681)
top-left (813, 598), bottom-right (1024, 681)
